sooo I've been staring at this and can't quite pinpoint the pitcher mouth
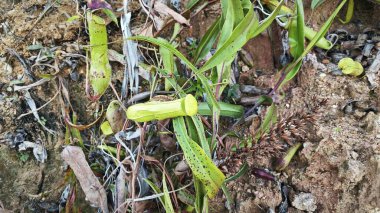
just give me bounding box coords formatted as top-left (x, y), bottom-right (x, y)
top-left (184, 94), bottom-right (198, 116)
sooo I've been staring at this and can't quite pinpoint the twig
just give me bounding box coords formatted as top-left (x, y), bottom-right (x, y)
top-left (6, 48), bottom-right (34, 80)
top-left (13, 78), bottom-right (50, 91)
top-left (17, 85), bottom-right (60, 119)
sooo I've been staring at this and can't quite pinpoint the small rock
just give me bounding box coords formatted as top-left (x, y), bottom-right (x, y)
top-left (345, 159), bottom-right (366, 183)
top-left (292, 193), bottom-right (317, 212)
top-left (340, 40), bottom-right (355, 51)
top-left (356, 34), bottom-right (368, 46)
top-left (322, 59), bottom-right (330, 64)
top-left (363, 43), bottom-right (374, 57)
top-left (0, 58), bottom-right (13, 82)
top-left (242, 65), bottom-right (250, 72)
top-left (240, 85), bottom-right (269, 95)
top-left (331, 53), bottom-right (348, 63)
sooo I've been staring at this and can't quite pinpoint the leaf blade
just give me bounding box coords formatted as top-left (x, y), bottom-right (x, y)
top-left (173, 117), bottom-right (225, 198)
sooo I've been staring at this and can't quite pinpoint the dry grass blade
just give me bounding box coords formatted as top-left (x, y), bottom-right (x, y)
top-left (121, 3), bottom-right (139, 97)
top-left (61, 146), bottom-right (109, 213)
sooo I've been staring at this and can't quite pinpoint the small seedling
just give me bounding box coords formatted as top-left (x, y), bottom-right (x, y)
top-left (18, 152), bottom-right (30, 163)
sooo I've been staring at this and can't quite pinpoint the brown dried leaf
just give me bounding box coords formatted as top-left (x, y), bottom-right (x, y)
top-left (61, 146), bottom-right (109, 213)
top-left (154, 2), bottom-right (190, 26)
top-left (115, 167), bottom-right (126, 213)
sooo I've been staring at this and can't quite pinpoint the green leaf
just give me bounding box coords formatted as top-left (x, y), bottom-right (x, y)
top-left (159, 38), bottom-right (175, 91)
top-left (218, 0), bottom-right (243, 48)
top-left (128, 36), bottom-right (220, 111)
top-left (173, 117), bottom-right (225, 198)
top-left (144, 179), bottom-right (165, 207)
top-left (190, 116), bottom-right (211, 157)
top-left (70, 113), bottom-right (84, 148)
top-left (289, 0), bottom-right (305, 58)
top-left (186, 0), bottom-right (202, 9)
top-left (247, 0), bottom-right (284, 38)
top-left (198, 6), bottom-right (258, 74)
top-left (193, 17), bottom-right (221, 64)
top-left (162, 174), bottom-right (175, 213)
top-left (339, 0), bottom-right (354, 24)
top-left (66, 15), bottom-right (81, 23)
top-left (275, 143), bottom-right (302, 171)
top-left (100, 121), bottom-right (113, 135)
top-left (286, 0), bottom-right (305, 81)
top-left (198, 0), bottom-right (283, 74)
top-left (283, 0), bottom-right (348, 84)
top-left (198, 102), bottom-right (243, 118)
top-left (221, 183), bottom-right (233, 211)
top-left (194, 178), bottom-right (207, 213)
top-left (311, 0), bottom-right (325, 9)
top-left (102, 8), bottom-right (118, 26)
top-left (225, 162), bottom-right (249, 182)
top-left (255, 103), bottom-right (277, 140)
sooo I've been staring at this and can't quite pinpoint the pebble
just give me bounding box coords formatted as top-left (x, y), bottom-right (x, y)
top-left (240, 85), bottom-right (269, 95)
top-left (322, 59), bottom-right (330, 64)
top-left (340, 40), bottom-right (355, 51)
top-left (356, 34), bottom-right (368, 46)
top-left (242, 65), bottom-right (250, 72)
top-left (0, 58), bottom-right (13, 77)
top-left (331, 53), bottom-right (348, 63)
top-left (292, 193), bottom-right (317, 212)
top-left (363, 43), bottom-right (374, 57)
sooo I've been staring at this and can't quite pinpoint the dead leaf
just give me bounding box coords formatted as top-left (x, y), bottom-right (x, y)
top-left (154, 2), bottom-right (190, 26)
top-left (61, 146), bottom-right (109, 213)
top-left (115, 167), bottom-right (126, 213)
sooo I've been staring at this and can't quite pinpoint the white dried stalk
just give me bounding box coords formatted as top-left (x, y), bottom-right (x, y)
top-left (121, 0), bottom-right (139, 98)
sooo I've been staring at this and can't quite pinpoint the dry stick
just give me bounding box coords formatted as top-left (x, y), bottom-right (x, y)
top-left (6, 48), bottom-right (34, 80)
top-left (153, 0), bottom-right (218, 37)
top-left (17, 85), bottom-right (60, 119)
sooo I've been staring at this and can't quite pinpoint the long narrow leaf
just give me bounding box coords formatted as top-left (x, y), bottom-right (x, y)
top-left (311, 0), bottom-right (325, 9)
top-left (144, 179), bottom-right (164, 207)
top-left (159, 38), bottom-right (175, 91)
top-left (198, 0), bottom-right (284, 73)
top-left (162, 174), bottom-right (175, 213)
top-left (339, 0), bottom-right (354, 24)
top-left (193, 17), bottom-right (221, 64)
top-left (198, 6), bottom-right (258, 73)
top-left (128, 36), bottom-right (220, 110)
top-left (190, 116), bottom-right (211, 157)
top-left (285, 0), bottom-right (305, 81)
top-left (255, 103), bottom-right (277, 140)
top-left (283, 0), bottom-right (348, 84)
top-left (173, 117), bottom-right (225, 198)
top-left (250, 0), bottom-right (284, 38)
